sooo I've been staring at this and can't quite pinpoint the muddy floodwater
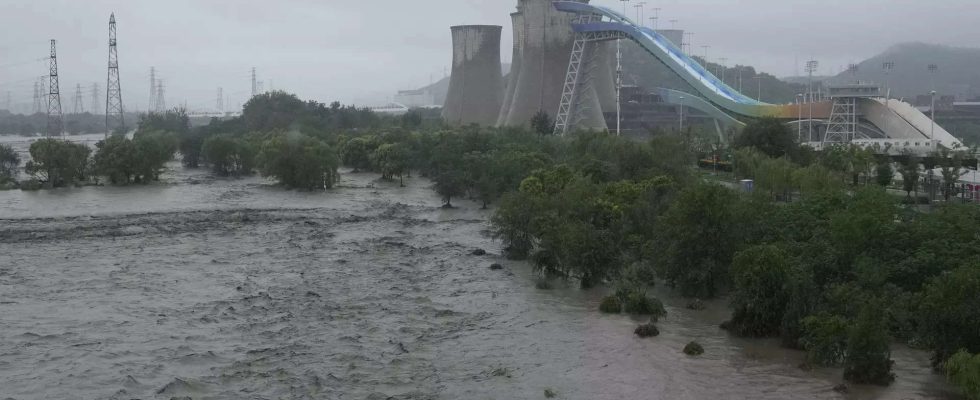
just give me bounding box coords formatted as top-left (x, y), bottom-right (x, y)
top-left (0, 140), bottom-right (959, 399)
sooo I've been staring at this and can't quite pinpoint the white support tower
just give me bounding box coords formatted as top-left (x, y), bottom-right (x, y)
top-left (554, 13), bottom-right (625, 136)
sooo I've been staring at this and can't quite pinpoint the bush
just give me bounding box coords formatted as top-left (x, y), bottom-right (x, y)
top-left (727, 245), bottom-right (793, 337)
top-left (800, 313), bottom-right (849, 367)
top-left (683, 341), bottom-right (705, 356)
top-left (635, 322), bottom-right (660, 338)
top-left (615, 284), bottom-right (667, 320)
top-left (258, 132), bottom-right (338, 190)
top-left (945, 350), bottom-right (980, 400)
top-left (93, 131), bottom-right (177, 185)
top-left (919, 265), bottom-right (980, 366)
top-left (0, 143), bottom-right (20, 183)
top-left (25, 138), bottom-right (90, 187)
top-left (843, 302), bottom-right (895, 385)
top-left (202, 135), bottom-right (256, 176)
top-left (599, 295), bottom-right (622, 314)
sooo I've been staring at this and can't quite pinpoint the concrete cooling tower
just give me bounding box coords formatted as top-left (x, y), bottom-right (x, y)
top-left (500, 0), bottom-right (609, 131)
top-left (442, 25), bottom-right (504, 126)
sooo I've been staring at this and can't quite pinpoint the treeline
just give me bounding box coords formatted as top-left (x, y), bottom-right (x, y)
top-left (0, 110), bottom-right (140, 136)
top-left (482, 117), bottom-right (980, 393)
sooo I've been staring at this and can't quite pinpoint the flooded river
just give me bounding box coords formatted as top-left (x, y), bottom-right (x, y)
top-left (0, 135), bottom-right (959, 399)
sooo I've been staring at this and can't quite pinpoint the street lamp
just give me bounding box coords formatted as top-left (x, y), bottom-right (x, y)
top-left (806, 60), bottom-right (819, 142)
top-left (670, 19), bottom-right (677, 29)
top-left (617, 0), bottom-right (630, 136)
top-left (652, 8), bottom-right (661, 29)
top-left (634, 3), bottom-right (646, 24)
top-left (701, 45), bottom-right (710, 68)
top-left (882, 61), bottom-right (895, 99)
top-left (679, 96), bottom-right (685, 132)
top-left (931, 90), bottom-right (937, 143)
top-left (797, 93), bottom-right (804, 143)
top-left (719, 57), bottom-right (728, 85)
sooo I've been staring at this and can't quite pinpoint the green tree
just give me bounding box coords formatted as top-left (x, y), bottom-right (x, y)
top-left (898, 154), bottom-right (920, 201)
top-left (340, 136), bottom-right (375, 172)
top-left (93, 135), bottom-right (138, 184)
top-left (434, 170), bottom-right (466, 207)
top-left (138, 108), bottom-right (190, 135)
top-left (242, 91), bottom-right (307, 132)
top-left (875, 161), bottom-right (894, 187)
top-left (0, 143), bottom-right (20, 183)
top-left (800, 313), bottom-right (849, 367)
top-left (25, 139), bottom-right (90, 187)
top-left (734, 116), bottom-right (797, 159)
top-left (132, 131), bottom-right (178, 182)
top-left (258, 132), bottom-right (338, 190)
top-left (936, 148), bottom-right (966, 201)
top-left (727, 244), bottom-right (793, 336)
top-left (372, 143), bottom-right (410, 186)
top-left (919, 265), bottom-right (980, 366)
top-left (843, 301), bottom-right (895, 385)
top-left (656, 183), bottom-right (740, 298)
top-left (945, 350), bottom-right (980, 400)
top-left (202, 135), bottom-right (255, 176)
top-left (530, 110), bottom-right (554, 135)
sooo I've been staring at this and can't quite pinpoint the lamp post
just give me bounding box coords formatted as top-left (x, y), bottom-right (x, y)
top-left (882, 61), bottom-right (895, 99)
top-left (931, 90), bottom-right (937, 143)
top-left (670, 19), bottom-right (677, 29)
top-left (652, 8), bottom-right (661, 29)
top-left (719, 57), bottom-right (728, 85)
top-left (617, 0), bottom-right (630, 136)
top-left (754, 75), bottom-right (762, 101)
top-left (806, 60), bottom-right (819, 142)
top-left (679, 96), bottom-right (685, 132)
top-left (797, 93), bottom-right (804, 143)
top-left (634, 3), bottom-right (646, 24)
top-left (684, 32), bottom-right (694, 55)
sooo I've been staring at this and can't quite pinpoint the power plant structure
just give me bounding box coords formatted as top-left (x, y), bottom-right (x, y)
top-left (442, 25), bottom-right (504, 126)
top-left (498, 0), bottom-right (609, 130)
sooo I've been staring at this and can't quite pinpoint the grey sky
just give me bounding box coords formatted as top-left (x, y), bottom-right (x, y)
top-left (1, 0), bottom-right (977, 113)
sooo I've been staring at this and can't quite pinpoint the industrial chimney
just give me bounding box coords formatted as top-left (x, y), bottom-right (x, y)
top-left (442, 25), bottom-right (504, 126)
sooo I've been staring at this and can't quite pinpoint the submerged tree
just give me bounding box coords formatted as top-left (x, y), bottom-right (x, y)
top-left (258, 132), bottom-right (338, 190)
top-left (25, 139), bottom-right (90, 187)
top-left (0, 143), bottom-right (20, 183)
top-left (843, 301), bottom-right (895, 385)
top-left (530, 110), bottom-right (554, 136)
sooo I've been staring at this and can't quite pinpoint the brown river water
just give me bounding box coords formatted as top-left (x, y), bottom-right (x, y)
top-left (0, 134), bottom-right (960, 399)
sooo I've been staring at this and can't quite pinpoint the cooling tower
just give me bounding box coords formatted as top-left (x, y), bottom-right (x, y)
top-left (442, 25), bottom-right (504, 126)
top-left (500, 0), bottom-right (608, 131)
top-left (497, 12), bottom-right (525, 126)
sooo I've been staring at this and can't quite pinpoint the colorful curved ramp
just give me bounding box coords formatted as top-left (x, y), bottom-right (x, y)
top-left (553, 1), bottom-right (828, 120)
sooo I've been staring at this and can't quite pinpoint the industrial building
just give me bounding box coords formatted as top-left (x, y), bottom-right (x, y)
top-left (442, 25), bottom-right (505, 126)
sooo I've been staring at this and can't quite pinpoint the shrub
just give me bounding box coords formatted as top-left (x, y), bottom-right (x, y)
top-left (258, 132), bottom-right (338, 190)
top-left (727, 245), bottom-right (793, 337)
top-left (0, 143), bottom-right (19, 182)
top-left (919, 265), bottom-right (980, 366)
top-left (93, 131), bottom-right (176, 184)
top-left (202, 135), bottom-right (256, 176)
top-left (599, 296), bottom-right (622, 314)
top-left (615, 283), bottom-right (667, 320)
top-left (843, 302), bottom-right (895, 385)
top-left (684, 341), bottom-right (704, 356)
top-left (25, 138), bottom-right (90, 187)
top-left (635, 322), bottom-right (660, 338)
top-left (945, 350), bottom-right (980, 400)
top-left (800, 313), bottom-right (849, 367)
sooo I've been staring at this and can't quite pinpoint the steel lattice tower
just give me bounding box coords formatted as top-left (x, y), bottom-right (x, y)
top-left (46, 39), bottom-right (64, 138)
top-left (105, 13), bottom-right (125, 136)
top-left (72, 84), bottom-right (84, 114)
top-left (251, 67), bottom-right (257, 97)
top-left (149, 67), bottom-right (156, 112)
top-left (90, 83), bottom-right (100, 115)
top-left (156, 81), bottom-right (165, 111)
top-left (216, 87), bottom-right (223, 113)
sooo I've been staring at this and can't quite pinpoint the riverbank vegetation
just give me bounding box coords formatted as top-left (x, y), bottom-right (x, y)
top-left (6, 92), bottom-right (979, 394)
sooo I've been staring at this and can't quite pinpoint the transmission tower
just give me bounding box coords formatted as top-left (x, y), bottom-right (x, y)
top-left (149, 66), bottom-right (156, 112)
top-left (72, 84), bottom-right (84, 114)
top-left (90, 83), bottom-right (100, 115)
top-left (46, 39), bottom-right (64, 138)
top-left (216, 87), bottom-right (224, 113)
top-left (251, 67), bottom-right (257, 97)
top-left (105, 13), bottom-right (125, 136)
top-left (32, 81), bottom-right (40, 114)
top-left (156, 80), bottom-right (166, 111)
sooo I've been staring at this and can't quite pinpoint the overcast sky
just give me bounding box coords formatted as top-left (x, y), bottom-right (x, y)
top-left (1, 0), bottom-right (977, 113)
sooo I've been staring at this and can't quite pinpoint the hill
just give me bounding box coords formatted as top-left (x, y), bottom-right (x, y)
top-left (829, 42), bottom-right (980, 100)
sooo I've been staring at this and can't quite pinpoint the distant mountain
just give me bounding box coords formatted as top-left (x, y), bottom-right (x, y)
top-left (828, 42), bottom-right (980, 100)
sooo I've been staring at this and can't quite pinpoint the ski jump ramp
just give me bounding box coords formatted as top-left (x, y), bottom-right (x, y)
top-left (553, 1), bottom-right (962, 149)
